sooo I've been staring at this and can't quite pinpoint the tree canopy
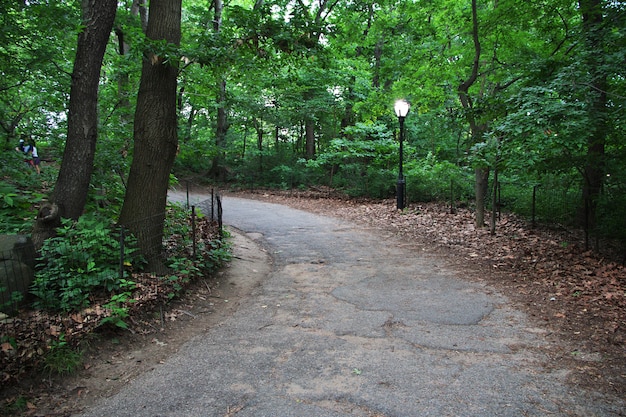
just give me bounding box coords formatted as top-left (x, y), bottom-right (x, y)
top-left (1, 0), bottom-right (625, 246)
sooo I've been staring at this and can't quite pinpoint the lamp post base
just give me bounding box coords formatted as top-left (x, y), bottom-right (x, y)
top-left (397, 177), bottom-right (406, 210)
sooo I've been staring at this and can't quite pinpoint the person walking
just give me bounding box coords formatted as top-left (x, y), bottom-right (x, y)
top-left (15, 137), bottom-right (26, 153)
top-left (15, 135), bottom-right (33, 167)
top-left (27, 138), bottom-right (41, 174)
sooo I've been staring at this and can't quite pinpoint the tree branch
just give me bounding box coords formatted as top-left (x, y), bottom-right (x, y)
top-left (458, 0), bottom-right (481, 97)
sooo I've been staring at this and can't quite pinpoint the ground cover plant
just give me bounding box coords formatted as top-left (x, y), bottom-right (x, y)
top-left (0, 206), bottom-right (228, 411)
top-left (0, 151), bottom-right (229, 414)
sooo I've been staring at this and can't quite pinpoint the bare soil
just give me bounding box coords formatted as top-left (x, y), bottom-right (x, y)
top-left (2, 187), bottom-right (624, 416)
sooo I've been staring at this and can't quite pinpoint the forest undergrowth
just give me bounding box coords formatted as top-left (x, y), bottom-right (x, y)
top-left (232, 187), bottom-right (626, 397)
top-left (0, 217), bottom-right (223, 396)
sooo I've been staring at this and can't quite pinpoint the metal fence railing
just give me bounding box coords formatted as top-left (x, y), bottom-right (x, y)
top-left (1, 188), bottom-right (223, 338)
top-left (485, 180), bottom-right (626, 258)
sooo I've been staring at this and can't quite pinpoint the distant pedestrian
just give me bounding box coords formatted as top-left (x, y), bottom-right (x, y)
top-left (15, 136), bottom-right (27, 153)
top-left (27, 138), bottom-right (41, 174)
top-left (15, 135), bottom-right (33, 167)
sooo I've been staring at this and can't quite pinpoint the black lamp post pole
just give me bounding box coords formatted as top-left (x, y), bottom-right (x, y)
top-left (397, 115), bottom-right (406, 210)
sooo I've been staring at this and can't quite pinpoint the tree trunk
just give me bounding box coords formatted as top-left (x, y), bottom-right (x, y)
top-left (207, 0), bottom-right (229, 181)
top-left (241, 125), bottom-right (248, 159)
top-left (132, 0), bottom-right (148, 32)
top-left (32, 0), bottom-right (117, 248)
top-left (372, 37), bottom-right (384, 89)
top-left (50, 0), bottom-right (118, 220)
top-left (255, 119), bottom-right (264, 172)
top-left (118, 0), bottom-right (182, 272)
top-left (214, 112), bottom-right (227, 178)
top-left (209, 78), bottom-right (229, 180)
top-left (305, 120), bottom-right (315, 159)
top-left (457, 0), bottom-right (489, 228)
top-left (579, 0), bottom-right (607, 230)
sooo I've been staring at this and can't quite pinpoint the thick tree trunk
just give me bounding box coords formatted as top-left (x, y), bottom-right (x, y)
top-left (50, 0), bottom-right (117, 221)
top-left (32, 0), bottom-right (116, 248)
top-left (118, 0), bottom-right (182, 272)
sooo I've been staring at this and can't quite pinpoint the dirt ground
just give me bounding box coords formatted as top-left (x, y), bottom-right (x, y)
top-left (2, 188), bottom-right (625, 416)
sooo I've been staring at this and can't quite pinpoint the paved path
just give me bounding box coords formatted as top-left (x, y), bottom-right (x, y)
top-left (77, 196), bottom-right (623, 416)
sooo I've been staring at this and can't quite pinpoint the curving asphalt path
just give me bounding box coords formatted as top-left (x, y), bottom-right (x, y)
top-left (76, 195), bottom-right (624, 417)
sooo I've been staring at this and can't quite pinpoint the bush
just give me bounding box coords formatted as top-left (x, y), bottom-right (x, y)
top-left (174, 139), bottom-right (216, 174)
top-left (405, 153), bottom-right (473, 203)
top-left (0, 153), bottom-right (47, 234)
top-left (330, 163), bottom-right (395, 198)
top-left (30, 214), bottom-right (140, 312)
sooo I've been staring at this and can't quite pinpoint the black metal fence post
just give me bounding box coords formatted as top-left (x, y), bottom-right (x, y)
top-left (191, 205), bottom-right (197, 259)
top-left (119, 227), bottom-right (125, 280)
top-left (531, 184), bottom-right (539, 228)
top-left (584, 197), bottom-right (589, 251)
top-left (186, 180), bottom-right (190, 210)
top-left (217, 195), bottom-right (223, 239)
top-left (211, 188), bottom-right (215, 221)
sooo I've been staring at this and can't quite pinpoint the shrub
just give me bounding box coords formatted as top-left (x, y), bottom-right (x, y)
top-left (31, 214), bottom-right (140, 312)
top-left (0, 156), bottom-right (46, 234)
top-left (405, 153), bottom-right (473, 203)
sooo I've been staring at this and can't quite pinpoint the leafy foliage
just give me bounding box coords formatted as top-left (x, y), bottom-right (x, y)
top-left (0, 0), bottom-right (623, 244)
top-left (0, 150), bottom-right (50, 233)
top-left (42, 333), bottom-right (83, 376)
top-left (405, 153), bottom-right (473, 203)
top-left (30, 215), bottom-right (140, 312)
top-left (164, 203), bottom-right (231, 284)
top-left (99, 291), bottom-right (135, 329)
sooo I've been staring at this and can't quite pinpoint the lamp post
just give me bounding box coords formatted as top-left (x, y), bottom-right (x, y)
top-left (394, 99), bottom-right (410, 210)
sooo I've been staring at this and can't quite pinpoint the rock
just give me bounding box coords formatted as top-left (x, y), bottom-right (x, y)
top-left (0, 260), bottom-right (33, 315)
top-left (0, 234), bottom-right (36, 269)
top-left (0, 235), bottom-right (36, 315)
